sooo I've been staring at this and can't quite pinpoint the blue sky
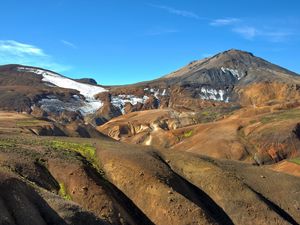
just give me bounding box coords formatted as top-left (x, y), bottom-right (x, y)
top-left (0, 0), bottom-right (299, 85)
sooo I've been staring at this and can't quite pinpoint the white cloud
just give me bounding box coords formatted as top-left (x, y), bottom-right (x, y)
top-left (0, 40), bottom-right (46, 57)
top-left (61, 40), bottom-right (77, 48)
top-left (233, 26), bottom-right (257, 39)
top-left (0, 40), bottom-right (71, 72)
top-left (150, 4), bottom-right (200, 19)
top-left (209, 16), bottom-right (295, 42)
top-left (210, 18), bottom-right (240, 26)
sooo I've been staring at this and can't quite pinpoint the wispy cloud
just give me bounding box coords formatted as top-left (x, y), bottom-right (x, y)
top-left (0, 40), bottom-right (71, 72)
top-left (149, 4), bottom-right (201, 20)
top-left (61, 40), bottom-right (77, 49)
top-left (232, 26), bottom-right (294, 42)
top-left (208, 17), bottom-right (295, 43)
top-left (0, 40), bottom-right (46, 57)
top-left (210, 18), bottom-right (240, 26)
top-left (232, 26), bottom-right (257, 39)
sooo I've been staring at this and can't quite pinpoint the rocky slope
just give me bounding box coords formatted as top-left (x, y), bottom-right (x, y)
top-left (107, 49), bottom-right (300, 112)
top-left (98, 102), bottom-right (300, 165)
top-left (0, 113), bottom-right (299, 225)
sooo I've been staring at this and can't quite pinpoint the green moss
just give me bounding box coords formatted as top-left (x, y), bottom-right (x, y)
top-left (48, 140), bottom-right (96, 162)
top-left (46, 140), bottom-right (104, 176)
top-left (183, 130), bottom-right (193, 138)
top-left (289, 158), bottom-right (300, 165)
top-left (58, 182), bottom-right (72, 200)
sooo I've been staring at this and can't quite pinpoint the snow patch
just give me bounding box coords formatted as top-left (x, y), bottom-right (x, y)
top-left (221, 67), bottom-right (243, 80)
top-left (17, 66), bottom-right (107, 115)
top-left (38, 95), bottom-right (103, 116)
top-left (111, 95), bottom-right (149, 114)
top-left (17, 67), bottom-right (107, 98)
top-left (200, 87), bottom-right (228, 102)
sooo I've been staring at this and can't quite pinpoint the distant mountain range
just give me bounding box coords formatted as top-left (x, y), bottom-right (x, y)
top-left (1, 49), bottom-right (299, 122)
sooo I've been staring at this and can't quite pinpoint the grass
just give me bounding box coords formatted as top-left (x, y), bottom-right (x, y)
top-left (0, 139), bottom-right (16, 148)
top-left (58, 182), bottom-right (72, 201)
top-left (289, 158), bottom-right (300, 165)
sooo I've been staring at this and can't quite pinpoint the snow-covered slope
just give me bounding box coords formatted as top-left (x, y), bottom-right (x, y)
top-left (17, 66), bottom-right (107, 115)
top-left (17, 67), bottom-right (107, 97)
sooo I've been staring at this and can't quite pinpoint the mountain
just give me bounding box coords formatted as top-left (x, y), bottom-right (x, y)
top-left (106, 49), bottom-right (300, 114)
top-left (1, 49), bottom-right (299, 120)
top-left (0, 49), bottom-right (300, 225)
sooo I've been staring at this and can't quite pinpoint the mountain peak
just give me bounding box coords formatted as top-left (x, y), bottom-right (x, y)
top-left (222, 49), bottom-right (254, 55)
top-left (208, 49), bottom-right (256, 64)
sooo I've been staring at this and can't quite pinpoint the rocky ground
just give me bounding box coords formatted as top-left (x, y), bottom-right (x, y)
top-left (98, 103), bottom-right (300, 167)
top-left (0, 111), bottom-right (299, 225)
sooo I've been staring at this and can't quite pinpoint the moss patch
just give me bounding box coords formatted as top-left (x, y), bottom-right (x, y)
top-left (47, 140), bottom-right (96, 162)
top-left (183, 130), bottom-right (193, 138)
top-left (46, 140), bottom-right (105, 176)
top-left (58, 182), bottom-right (72, 200)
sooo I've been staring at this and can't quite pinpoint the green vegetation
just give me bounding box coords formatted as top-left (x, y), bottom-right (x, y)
top-left (58, 182), bottom-right (72, 200)
top-left (0, 139), bottom-right (16, 148)
top-left (289, 158), bottom-right (300, 165)
top-left (260, 109), bottom-right (300, 124)
top-left (48, 140), bottom-right (96, 163)
top-left (183, 130), bottom-right (193, 138)
top-left (47, 140), bottom-right (105, 176)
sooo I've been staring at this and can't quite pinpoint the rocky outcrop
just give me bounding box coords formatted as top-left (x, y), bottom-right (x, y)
top-left (28, 124), bottom-right (66, 136)
top-left (75, 78), bottom-right (98, 85)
